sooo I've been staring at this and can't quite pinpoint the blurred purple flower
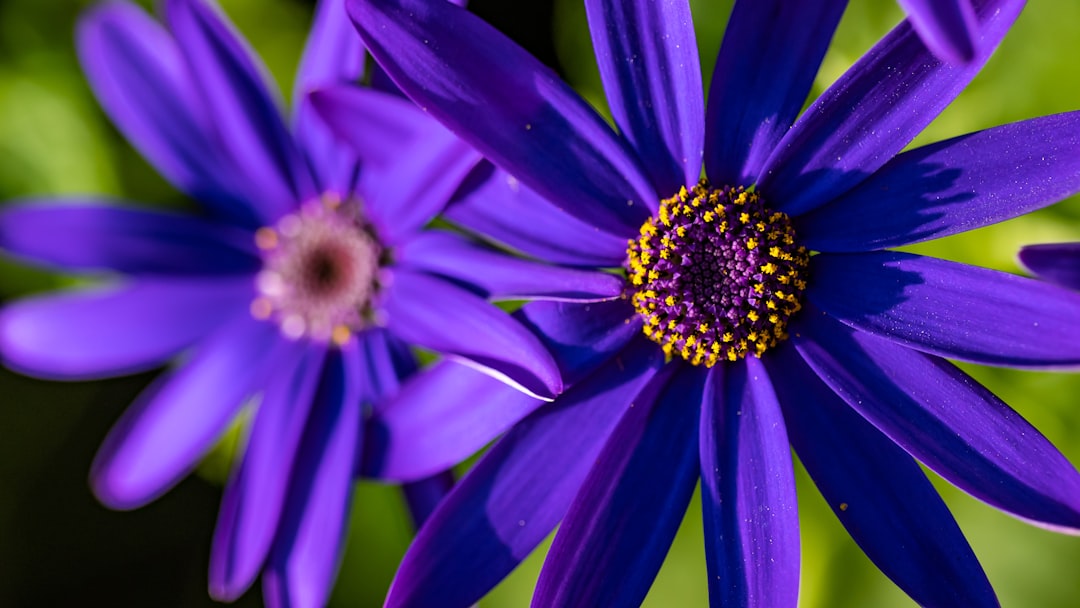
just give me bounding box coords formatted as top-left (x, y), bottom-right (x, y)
top-left (0, 0), bottom-right (618, 604)
top-left (338, 0), bottom-right (1080, 605)
top-left (1020, 243), bottom-right (1080, 290)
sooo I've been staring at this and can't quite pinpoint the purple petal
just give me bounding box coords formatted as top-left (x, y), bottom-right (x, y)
top-left (800, 111), bottom-right (1080, 252)
top-left (396, 230), bottom-right (624, 302)
top-left (357, 327), bottom-right (417, 412)
top-left (263, 343), bottom-right (363, 608)
top-left (767, 343), bottom-right (997, 607)
top-left (291, 0), bottom-right (366, 194)
top-left (898, 0), bottom-right (979, 64)
top-left (700, 357), bottom-right (799, 608)
top-left (385, 339), bottom-right (664, 608)
top-left (704, 0), bottom-right (847, 186)
top-left (76, 1), bottom-right (253, 224)
top-left (0, 201), bottom-right (259, 276)
top-left (0, 278), bottom-right (253, 380)
top-left (808, 251), bottom-right (1080, 368)
top-left (1019, 243), bottom-right (1080, 291)
top-left (534, 364), bottom-right (700, 606)
top-left (365, 361), bottom-right (544, 482)
top-left (585, 0), bottom-right (704, 194)
top-left (401, 472), bottom-right (455, 530)
top-left (90, 315), bottom-right (287, 509)
top-left (444, 164), bottom-right (630, 267)
top-left (346, 0), bottom-right (655, 235)
top-left (759, 0), bottom-right (1025, 216)
top-left (515, 298), bottom-right (641, 385)
top-left (380, 268), bottom-right (562, 400)
top-left (166, 0), bottom-right (315, 222)
top-left (363, 126), bottom-right (482, 245)
top-left (209, 344), bottom-right (326, 601)
top-left (308, 85), bottom-right (440, 173)
top-left (794, 310), bottom-right (1080, 533)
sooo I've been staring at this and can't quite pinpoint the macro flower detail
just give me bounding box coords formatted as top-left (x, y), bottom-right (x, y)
top-left (0, 0), bottom-right (580, 605)
top-left (627, 181), bottom-right (808, 365)
top-left (1020, 243), bottom-right (1080, 290)
top-left (340, 0), bottom-right (1080, 606)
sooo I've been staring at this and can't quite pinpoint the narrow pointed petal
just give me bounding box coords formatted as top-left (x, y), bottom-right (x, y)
top-left (0, 202), bottom-right (259, 276)
top-left (899, 0), bottom-right (979, 64)
top-left (381, 268), bottom-right (562, 399)
top-left (516, 299), bottom-right (641, 385)
top-left (308, 85), bottom-right (440, 172)
top-left (401, 472), bottom-right (455, 530)
top-left (346, 0), bottom-right (655, 234)
top-left (535, 364), bottom-right (700, 606)
top-left (90, 315), bottom-right (287, 509)
top-left (263, 344), bottom-right (363, 608)
top-left (445, 164), bottom-right (630, 267)
top-left (397, 230), bottom-right (624, 302)
top-left (705, 0), bottom-right (847, 186)
top-left (768, 344), bottom-right (997, 607)
top-left (700, 357), bottom-right (799, 608)
top-left (800, 111), bottom-right (1080, 252)
top-left (808, 251), bottom-right (1080, 368)
top-left (357, 327), bottom-right (417, 411)
top-left (759, 0), bottom-right (1024, 216)
top-left (166, 0), bottom-right (315, 222)
top-left (586, 0), bottom-right (704, 194)
top-left (794, 311), bottom-right (1080, 532)
top-left (1020, 243), bottom-right (1080, 291)
top-left (76, 1), bottom-right (253, 224)
top-left (364, 127), bottom-right (481, 245)
top-left (0, 278), bottom-right (253, 380)
top-left (385, 339), bottom-right (664, 608)
top-left (365, 361), bottom-right (544, 482)
top-left (292, 0), bottom-right (366, 193)
top-left (210, 344), bottom-right (326, 601)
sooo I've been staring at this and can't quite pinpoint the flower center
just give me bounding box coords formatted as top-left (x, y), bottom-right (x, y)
top-left (626, 180), bottom-right (808, 366)
top-left (251, 195), bottom-right (381, 345)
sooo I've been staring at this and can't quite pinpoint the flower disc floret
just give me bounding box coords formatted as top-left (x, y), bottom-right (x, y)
top-left (627, 181), bottom-right (809, 366)
top-left (252, 194), bottom-right (382, 345)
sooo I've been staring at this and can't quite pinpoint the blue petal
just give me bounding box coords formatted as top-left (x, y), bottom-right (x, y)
top-left (898, 0), bottom-right (979, 64)
top-left (700, 357), bottom-right (799, 608)
top-left (401, 472), bottom-right (455, 530)
top-left (794, 310), bottom-right (1080, 533)
top-left (1019, 243), bottom-right (1080, 291)
top-left (384, 339), bottom-right (664, 608)
top-left (767, 343), bottom-right (998, 607)
top-left (586, 0), bottom-right (704, 194)
top-left (534, 363), bottom-right (699, 606)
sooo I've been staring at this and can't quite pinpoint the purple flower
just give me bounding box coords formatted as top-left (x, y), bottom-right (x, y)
top-left (0, 0), bottom-right (617, 604)
top-left (899, 0), bottom-right (980, 64)
top-left (337, 0), bottom-right (1080, 605)
top-left (1020, 243), bottom-right (1080, 290)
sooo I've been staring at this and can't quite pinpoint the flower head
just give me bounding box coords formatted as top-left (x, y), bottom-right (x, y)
top-left (0, 0), bottom-right (587, 604)
top-left (341, 0), bottom-right (1080, 605)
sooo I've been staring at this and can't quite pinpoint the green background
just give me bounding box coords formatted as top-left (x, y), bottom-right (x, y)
top-left (1, 0), bottom-right (1079, 606)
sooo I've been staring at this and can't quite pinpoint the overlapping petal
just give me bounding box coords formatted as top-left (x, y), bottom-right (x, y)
top-left (705, 0), bottom-right (847, 186)
top-left (396, 230), bottom-right (623, 302)
top-left (800, 111), bottom-right (1080, 252)
top-left (346, 0), bottom-right (655, 235)
top-left (210, 343), bottom-right (326, 601)
top-left (769, 344), bottom-right (997, 607)
top-left (0, 278), bottom-right (253, 380)
top-left (700, 357), bottom-right (799, 608)
top-left (90, 315), bottom-right (287, 509)
top-left (1020, 243), bottom-right (1080, 291)
top-left (795, 311), bottom-right (1080, 532)
top-left (585, 0), bottom-right (704, 194)
top-left (808, 251), bottom-right (1080, 368)
top-left (759, 0), bottom-right (1025, 215)
top-left (535, 364), bottom-right (699, 607)
top-left (899, 0), bottom-right (979, 64)
top-left (0, 202), bottom-right (259, 276)
top-left (380, 268), bottom-right (562, 399)
top-left (385, 340), bottom-right (664, 608)
top-left (166, 0), bottom-right (315, 222)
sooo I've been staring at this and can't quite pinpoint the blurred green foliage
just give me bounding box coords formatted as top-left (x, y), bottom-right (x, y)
top-left (1, 0), bottom-right (1079, 606)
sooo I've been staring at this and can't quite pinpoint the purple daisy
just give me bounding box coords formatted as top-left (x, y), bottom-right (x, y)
top-left (333, 0), bottom-right (1080, 605)
top-left (0, 0), bottom-right (625, 604)
top-left (1020, 243), bottom-right (1080, 290)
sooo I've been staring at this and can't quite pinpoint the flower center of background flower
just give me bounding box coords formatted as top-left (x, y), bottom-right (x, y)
top-left (626, 180), bottom-right (809, 366)
top-left (251, 195), bottom-right (381, 345)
